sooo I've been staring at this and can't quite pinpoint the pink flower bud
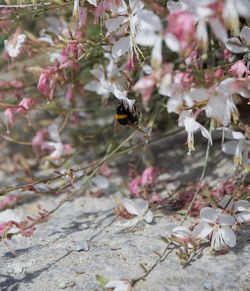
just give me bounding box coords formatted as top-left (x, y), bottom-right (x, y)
top-left (141, 167), bottom-right (157, 186)
top-left (229, 60), bottom-right (248, 77)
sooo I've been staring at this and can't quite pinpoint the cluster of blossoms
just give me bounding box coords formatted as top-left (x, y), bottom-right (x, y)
top-left (165, 196), bottom-right (250, 259)
top-left (111, 191), bottom-right (250, 264)
top-left (1, 0), bottom-right (250, 167)
top-left (85, 0), bottom-right (250, 165)
top-left (1, 1), bottom-right (250, 283)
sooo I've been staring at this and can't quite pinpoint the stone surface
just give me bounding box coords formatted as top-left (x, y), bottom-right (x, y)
top-left (0, 135), bottom-right (249, 291)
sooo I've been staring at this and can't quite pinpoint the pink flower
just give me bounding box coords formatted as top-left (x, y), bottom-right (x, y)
top-left (0, 220), bottom-right (34, 239)
top-left (94, 0), bottom-right (112, 23)
top-left (129, 176), bottom-right (142, 196)
top-left (125, 56), bottom-right (136, 71)
top-left (17, 98), bottom-right (37, 113)
top-left (229, 60), bottom-right (248, 77)
top-left (141, 167), bottom-right (157, 186)
top-left (185, 50), bottom-right (198, 65)
top-left (37, 73), bottom-right (49, 95)
top-left (63, 144), bottom-right (73, 156)
top-left (4, 108), bottom-right (15, 127)
top-left (61, 41), bottom-right (82, 72)
top-left (133, 74), bottom-right (157, 104)
top-left (4, 27), bottom-right (26, 58)
top-left (32, 129), bottom-right (48, 151)
top-left (9, 80), bottom-right (23, 89)
top-left (0, 195), bottom-right (18, 211)
top-left (174, 71), bottom-right (193, 88)
top-left (223, 49), bottom-right (232, 60)
top-left (213, 68), bottom-right (224, 79)
top-left (166, 11), bottom-right (195, 52)
top-left (37, 72), bottom-right (56, 100)
top-left (98, 163), bottom-right (112, 177)
top-left (78, 7), bottom-right (87, 27)
top-left (0, 221), bottom-right (14, 238)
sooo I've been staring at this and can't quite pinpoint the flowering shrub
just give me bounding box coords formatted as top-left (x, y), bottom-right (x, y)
top-left (0, 0), bottom-right (250, 287)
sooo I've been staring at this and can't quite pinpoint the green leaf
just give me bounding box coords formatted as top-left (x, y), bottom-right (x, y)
top-left (96, 275), bottom-right (109, 288)
top-left (160, 236), bottom-right (170, 244)
top-left (178, 210), bottom-right (187, 216)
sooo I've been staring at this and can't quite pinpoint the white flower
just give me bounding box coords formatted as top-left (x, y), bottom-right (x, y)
top-left (225, 25), bottom-right (250, 54)
top-left (117, 198), bottom-right (153, 228)
top-left (178, 111), bottom-right (212, 154)
top-left (49, 52), bottom-right (62, 63)
top-left (73, 0), bottom-right (79, 18)
top-left (84, 65), bottom-right (113, 98)
top-left (167, 0), bottom-right (227, 49)
top-left (105, 279), bottom-right (132, 291)
top-left (44, 142), bottom-right (64, 159)
top-left (205, 78), bottom-right (239, 126)
top-left (73, 0), bottom-right (96, 18)
top-left (105, 0), bottom-right (143, 59)
top-left (220, 195), bottom-right (250, 224)
top-left (106, 0), bottom-right (157, 59)
top-left (42, 124), bottom-right (65, 159)
top-left (222, 0), bottom-right (250, 32)
top-left (4, 32), bottom-right (26, 58)
top-left (84, 54), bottom-right (134, 109)
top-left (136, 10), bottom-right (165, 67)
top-left (222, 130), bottom-right (250, 168)
top-left (166, 223), bottom-right (194, 246)
top-left (192, 207), bottom-right (236, 251)
top-left (233, 200), bottom-right (250, 224)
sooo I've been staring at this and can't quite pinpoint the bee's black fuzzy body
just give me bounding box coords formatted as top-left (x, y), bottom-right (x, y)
top-left (115, 101), bottom-right (140, 126)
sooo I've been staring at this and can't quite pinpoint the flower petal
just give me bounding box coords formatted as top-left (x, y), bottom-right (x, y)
top-left (116, 217), bottom-right (140, 228)
top-left (105, 280), bottom-right (131, 291)
top-left (151, 36), bottom-right (163, 67)
top-left (137, 9), bottom-right (163, 31)
top-left (234, 200), bottom-right (250, 212)
top-left (235, 212), bottom-right (250, 224)
top-left (166, 225), bottom-right (191, 239)
top-left (209, 18), bottom-right (228, 42)
top-left (121, 198), bottom-right (148, 216)
top-left (200, 207), bottom-right (221, 223)
top-left (144, 210), bottom-right (153, 223)
top-left (165, 223), bottom-right (179, 237)
top-left (105, 16), bottom-right (127, 33)
top-left (218, 214), bottom-right (235, 226)
top-left (192, 222), bottom-right (213, 239)
top-left (136, 30), bottom-right (157, 46)
top-left (225, 37), bottom-right (248, 54)
top-left (221, 228), bottom-right (236, 248)
top-left (199, 124), bottom-right (212, 145)
top-left (241, 26), bottom-right (250, 46)
top-left (87, 0), bottom-right (97, 6)
top-left (235, 0), bottom-right (250, 18)
top-left (164, 33), bottom-right (181, 52)
top-left (112, 36), bottom-right (130, 58)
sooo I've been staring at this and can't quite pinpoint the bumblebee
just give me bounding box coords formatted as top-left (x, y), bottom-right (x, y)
top-left (115, 101), bottom-right (140, 126)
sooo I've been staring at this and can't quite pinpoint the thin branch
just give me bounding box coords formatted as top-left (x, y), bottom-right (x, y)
top-left (0, 3), bottom-right (51, 8)
top-left (181, 125), bottom-right (212, 223)
top-left (132, 242), bottom-right (173, 286)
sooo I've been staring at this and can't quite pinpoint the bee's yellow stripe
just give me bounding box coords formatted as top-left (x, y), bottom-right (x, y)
top-left (115, 114), bottom-right (128, 120)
